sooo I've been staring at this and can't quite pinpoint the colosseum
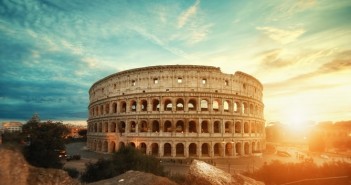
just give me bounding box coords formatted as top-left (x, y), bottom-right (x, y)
top-left (87, 65), bottom-right (265, 159)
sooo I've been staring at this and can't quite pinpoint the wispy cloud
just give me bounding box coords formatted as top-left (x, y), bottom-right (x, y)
top-left (257, 26), bottom-right (305, 44)
top-left (177, 0), bottom-right (200, 29)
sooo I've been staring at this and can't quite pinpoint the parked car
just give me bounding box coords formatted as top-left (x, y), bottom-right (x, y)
top-left (55, 150), bottom-right (67, 159)
top-left (66, 154), bottom-right (81, 161)
top-left (277, 150), bottom-right (291, 157)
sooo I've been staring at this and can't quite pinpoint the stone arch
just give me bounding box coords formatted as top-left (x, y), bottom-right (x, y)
top-left (188, 99), bottom-right (197, 111)
top-left (164, 99), bottom-right (172, 111)
top-left (235, 121), bottom-right (241, 133)
top-left (252, 142), bottom-right (256, 153)
top-left (250, 104), bottom-right (254, 114)
top-left (201, 143), bottom-right (210, 156)
top-left (200, 99), bottom-right (209, 111)
top-left (201, 120), bottom-right (209, 133)
top-left (244, 142), bottom-right (250, 155)
top-left (140, 99), bottom-right (148, 111)
top-left (164, 143), bottom-right (172, 156)
top-left (188, 121), bottom-right (197, 133)
top-left (234, 101), bottom-right (240, 113)
top-left (130, 100), bottom-right (137, 112)
top-left (176, 143), bottom-right (184, 156)
top-left (164, 120), bottom-right (172, 132)
top-left (94, 123), bottom-right (98, 132)
top-left (212, 100), bottom-right (219, 112)
top-left (130, 121), bottom-right (136, 132)
top-left (110, 122), bottom-right (116, 133)
top-left (140, 142), bottom-right (147, 154)
top-left (189, 143), bottom-right (197, 157)
top-left (129, 142), bottom-right (136, 148)
top-left (119, 121), bottom-right (126, 133)
top-left (104, 122), bottom-right (108, 132)
top-left (100, 105), bottom-right (104, 115)
top-left (151, 143), bottom-right (159, 156)
top-left (110, 141), bottom-right (116, 153)
top-left (140, 120), bottom-right (148, 132)
top-left (242, 102), bottom-right (248, 114)
top-left (112, 102), bottom-right (117, 113)
top-left (176, 120), bottom-right (184, 133)
top-left (225, 121), bottom-right (232, 133)
top-left (225, 143), bottom-right (233, 156)
top-left (97, 140), bottom-right (102, 151)
top-left (98, 122), bottom-right (102, 132)
top-left (176, 98), bottom-right (184, 111)
top-left (105, 103), bottom-right (110, 114)
top-left (236, 142), bottom-right (241, 156)
top-left (152, 120), bottom-right (160, 132)
top-left (152, 99), bottom-right (160, 111)
top-left (223, 100), bottom-right (230, 112)
top-left (213, 120), bottom-right (221, 133)
top-left (119, 142), bottom-right (125, 149)
top-left (213, 143), bottom-right (221, 156)
top-left (244, 122), bottom-right (249, 133)
top-left (120, 101), bottom-right (127, 113)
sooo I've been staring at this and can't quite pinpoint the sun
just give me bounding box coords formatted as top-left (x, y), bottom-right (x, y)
top-left (284, 105), bottom-right (310, 132)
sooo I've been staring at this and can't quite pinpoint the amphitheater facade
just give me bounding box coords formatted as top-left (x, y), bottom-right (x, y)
top-left (87, 65), bottom-right (265, 159)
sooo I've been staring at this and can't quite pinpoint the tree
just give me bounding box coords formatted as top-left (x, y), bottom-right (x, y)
top-left (22, 114), bottom-right (69, 169)
top-left (78, 129), bottom-right (87, 138)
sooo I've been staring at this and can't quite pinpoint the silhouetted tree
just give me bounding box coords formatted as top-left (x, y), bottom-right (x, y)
top-left (22, 114), bottom-right (69, 169)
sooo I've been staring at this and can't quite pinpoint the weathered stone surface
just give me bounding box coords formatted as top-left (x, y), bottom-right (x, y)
top-left (87, 170), bottom-right (178, 185)
top-left (0, 147), bottom-right (80, 185)
top-left (185, 160), bottom-right (264, 185)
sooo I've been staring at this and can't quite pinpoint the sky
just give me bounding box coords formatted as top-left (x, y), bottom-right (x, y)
top-left (0, 0), bottom-right (350, 126)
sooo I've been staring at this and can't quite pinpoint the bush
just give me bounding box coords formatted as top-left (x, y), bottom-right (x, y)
top-left (80, 146), bottom-right (165, 183)
top-left (63, 167), bottom-right (80, 179)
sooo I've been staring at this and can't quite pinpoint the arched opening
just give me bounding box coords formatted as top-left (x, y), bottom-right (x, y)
top-left (250, 104), bottom-right (254, 114)
top-left (200, 99), bottom-right (208, 111)
top-left (176, 99), bottom-right (184, 111)
top-left (105, 103), bottom-right (109, 114)
top-left (141, 100), bottom-right (148, 111)
top-left (104, 122), bottom-right (108, 132)
top-left (201, 143), bottom-right (209, 156)
top-left (130, 100), bottom-right (137, 112)
top-left (188, 99), bottom-right (197, 111)
top-left (189, 121), bottom-right (197, 133)
top-left (226, 143), bottom-right (233, 156)
top-left (140, 120), bottom-right (148, 132)
top-left (152, 120), bottom-right (160, 132)
top-left (119, 142), bottom-right (125, 150)
top-left (201, 121), bottom-right (209, 133)
top-left (164, 121), bottom-right (172, 132)
top-left (110, 122), bottom-right (116, 133)
top-left (98, 141), bottom-right (102, 151)
top-left (121, 101), bottom-right (127, 113)
top-left (225, 121), bottom-right (232, 133)
top-left (98, 122), bottom-right (102, 132)
top-left (112, 102), bottom-right (117, 113)
top-left (164, 143), bottom-right (171, 156)
top-left (212, 100), bottom-right (219, 112)
top-left (252, 142), bottom-right (256, 153)
top-left (244, 142), bottom-right (250, 155)
top-left (176, 120), bottom-right (184, 133)
top-left (235, 122), bottom-right (241, 133)
top-left (176, 143), bottom-right (184, 156)
top-left (110, 141), bottom-right (116, 153)
top-left (129, 142), bottom-right (136, 148)
top-left (189, 143), bottom-right (197, 157)
top-left (213, 121), bottom-right (221, 133)
top-left (164, 99), bottom-right (172, 111)
top-left (100, 105), bottom-right (103, 115)
top-left (151, 143), bottom-right (159, 156)
top-left (223, 100), bottom-right (229, 112)
top-left (244, 122), bottom-right (249, 133)
top-left (130, 121), bottom-right (136, 132)
top-left (152, 99), bottom-right (160, 111)
top-left (119, 121), bottom-right (126, 133)
top-left (234, 102), bottom-right (240, 113)
top-left (242, 102), bottom-right (248, 114)
top-left (236, 143), bottom-right (241, 156)
top-left (214, 143), bottom-right (221, 156)
top-left (140, 143), bottom-right (147, 154)
top-left (94, 123), bottom-right (97, 132)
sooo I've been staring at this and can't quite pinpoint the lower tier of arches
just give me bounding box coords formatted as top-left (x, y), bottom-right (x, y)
top-left (86, 136), bottom-right (265, 158)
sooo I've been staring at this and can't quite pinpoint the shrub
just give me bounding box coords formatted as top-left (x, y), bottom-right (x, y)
top-left (63, 167), bottom-right (80, 179)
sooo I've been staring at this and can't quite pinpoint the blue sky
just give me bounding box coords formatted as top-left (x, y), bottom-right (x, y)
top-left (1, 0), bottom-right (350, 125)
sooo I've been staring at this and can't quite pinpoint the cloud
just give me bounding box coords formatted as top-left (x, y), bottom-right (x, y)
top-left (258, 49), bottom-right (295, 68)
top-left (257, 26), bottom-right (305, 44)
top-left (178, 0), bottom-right (200, 29)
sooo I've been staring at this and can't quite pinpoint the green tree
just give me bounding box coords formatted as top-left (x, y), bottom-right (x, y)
top-left (22, 114), bottom-right (69, 169)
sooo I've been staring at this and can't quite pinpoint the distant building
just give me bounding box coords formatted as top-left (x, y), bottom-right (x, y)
top-left (1, 122), bottom-right (23, 133)
top-left (65, 124), bottom-right (87, 138)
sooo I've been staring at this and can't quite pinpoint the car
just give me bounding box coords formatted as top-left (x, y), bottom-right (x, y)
top-left (66, 154), bottom-right (81, 161)
top-left (55, 150), bottom-right (67, 159)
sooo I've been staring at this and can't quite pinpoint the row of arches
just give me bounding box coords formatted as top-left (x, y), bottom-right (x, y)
top-left (88, 119), bottom-right (264, 135)
top-left (87, 139), bottom-right (263, 158)
top-left (89, 97), bottom-right (263, 118)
